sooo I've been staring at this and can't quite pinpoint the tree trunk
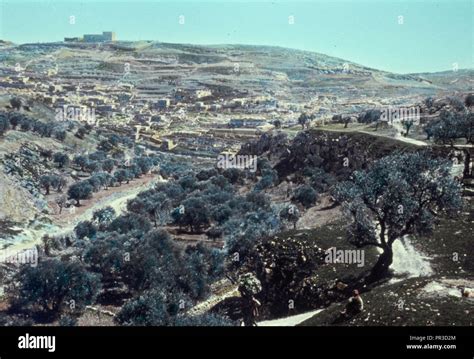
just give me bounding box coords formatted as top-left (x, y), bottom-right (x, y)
top-left (369, 245), bottom-right (393, 280)
top-left (462, 149), bottom-right (471, 178)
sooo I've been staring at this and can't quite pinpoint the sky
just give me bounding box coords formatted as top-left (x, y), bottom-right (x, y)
top-left (0, 0), bottom-right (472, 74)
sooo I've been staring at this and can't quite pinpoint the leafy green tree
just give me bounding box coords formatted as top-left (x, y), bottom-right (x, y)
top-left (145, 193), bottom-right (172, 227)
top-left (298, 113), bottom-right (310, 129)
top-left (332, 152), bottom-right (462, 280)
top-left (53, 152), bottom-right (70, 169)
top-left (182, 243), bottom-right (225, 300)
top-left (68, 181), bottom-right (93, 205)
top-left (448, 96), bottom-right (466, 112)
top-left (50, 175), bottom-right (66, 193)
top-left (135, 156), bottom-right (153, 174)
top-left (54, 130), bottom-right (67, 142)
top-left (75, 126), bottom-right (87, 139)
top-left (39, 175), bottom-right (54, 195)
top-left (74, 220), bottom-right (97, 239)
top-left (224, 210), bottom-right (281, 263)
top-left (222, 168), bottom-right (244, 185)
top-left (172, 197), bottom-right (210, 233)
top-left (10, 97), bottom-right (22, 110)
top-left (424, 97), bottom-right (434, 109)
top-left (427, 111), bottom-right (474, 177)
top-left (102, 158), bottom-right (115, 173)
top-left (211, 204), bottom-right (232, 225)
top-left (84, 160), bottom-right (102, 174)
top-left (11, 259), bottom-right (101, 317)
top-left (465, 94), bottom-right (474, 108)
top-left (255, 169), bottom-right (278, 191)
top-left (73, 155), bottom-right (88, 172)
top-left (306, 167), bottom-right (336, 192)
top-left (19, 118), bottom-right (32, 131)
top-left (0, 114), bottom-right (10, 136)
top-left (109, 213), bottom-right (152, 235)
top-left (196, 168), bottom-right (218, 181)
top-left (82, 232), bottom-right (129, 287)
top-left (179, 174), bottom-right (198, 191)
top-left (8, 113), bottom-right (22, 129)
top-left (114, 169), bottom-right (131, 185)
top-left (401, 119), bottom-right (414, 136)
top-left (358, 109), bottom-right (381, 124)
top-left (87, 175), bottom-right (102, 192)
top-left (39, 174), bottom-right (64, 195)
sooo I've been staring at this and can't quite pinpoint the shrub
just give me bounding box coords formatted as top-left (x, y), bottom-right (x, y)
top-left (59, 315), bottom-right (78, 326)
top-left (115, 289), bottom-right (184, 326)
top-left (54, 130), bottom-right (67, 142)
top-left (293, 185), bottom-right (318, 208)
top-left (92, 206), bottom-right (116, 225)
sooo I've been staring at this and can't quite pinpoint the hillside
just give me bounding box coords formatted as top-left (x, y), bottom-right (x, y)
top-left (0, 39), bottom-right (472, 329)
top-left (1, 41), bottom-right (472, 106)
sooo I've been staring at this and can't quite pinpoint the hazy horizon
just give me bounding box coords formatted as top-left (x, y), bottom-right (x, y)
top-left (1, 0), bottom-right (472, 74)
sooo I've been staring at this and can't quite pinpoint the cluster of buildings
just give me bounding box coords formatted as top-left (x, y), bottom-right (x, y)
top-left (0, 34), bottom-right (318, 156)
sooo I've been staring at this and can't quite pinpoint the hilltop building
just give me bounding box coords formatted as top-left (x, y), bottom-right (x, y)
top-left (64, 32), bottom-right (116, 43)
top-left (84, 31), bottom-right (116, 42)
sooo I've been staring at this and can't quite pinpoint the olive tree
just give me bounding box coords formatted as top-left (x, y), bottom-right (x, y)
top-left (333, 152), bottom-right (462, 280)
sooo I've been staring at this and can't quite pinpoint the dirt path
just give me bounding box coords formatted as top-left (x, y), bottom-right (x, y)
top-left (297, 195), bottom-right (341, 230)
top-left (53, 174), bottom-right (158, 227)
top-left (0, 174), bottom-right (162, 257)
top-left (257, 309), bottom-right (323, 326)
top-left (358, 129), bottom-right (428, 147)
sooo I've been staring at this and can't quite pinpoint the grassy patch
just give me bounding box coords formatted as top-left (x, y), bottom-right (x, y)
top-left (410, 207), bottom-right (474, 276)
top-left (282, 220), bottom-right (380, 284)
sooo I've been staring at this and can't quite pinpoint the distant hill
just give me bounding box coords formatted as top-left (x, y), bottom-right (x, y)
top-left (1, 41), bottom-right (471, 105)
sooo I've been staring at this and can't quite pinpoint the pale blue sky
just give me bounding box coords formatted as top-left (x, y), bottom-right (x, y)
top-left (0, 0), bottom-right (472, 73)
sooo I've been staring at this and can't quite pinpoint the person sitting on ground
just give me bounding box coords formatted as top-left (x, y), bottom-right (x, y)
top-left (460, 287), bottom-right (473, 298)
top-left (341, 289), bottom-right (364, 317)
